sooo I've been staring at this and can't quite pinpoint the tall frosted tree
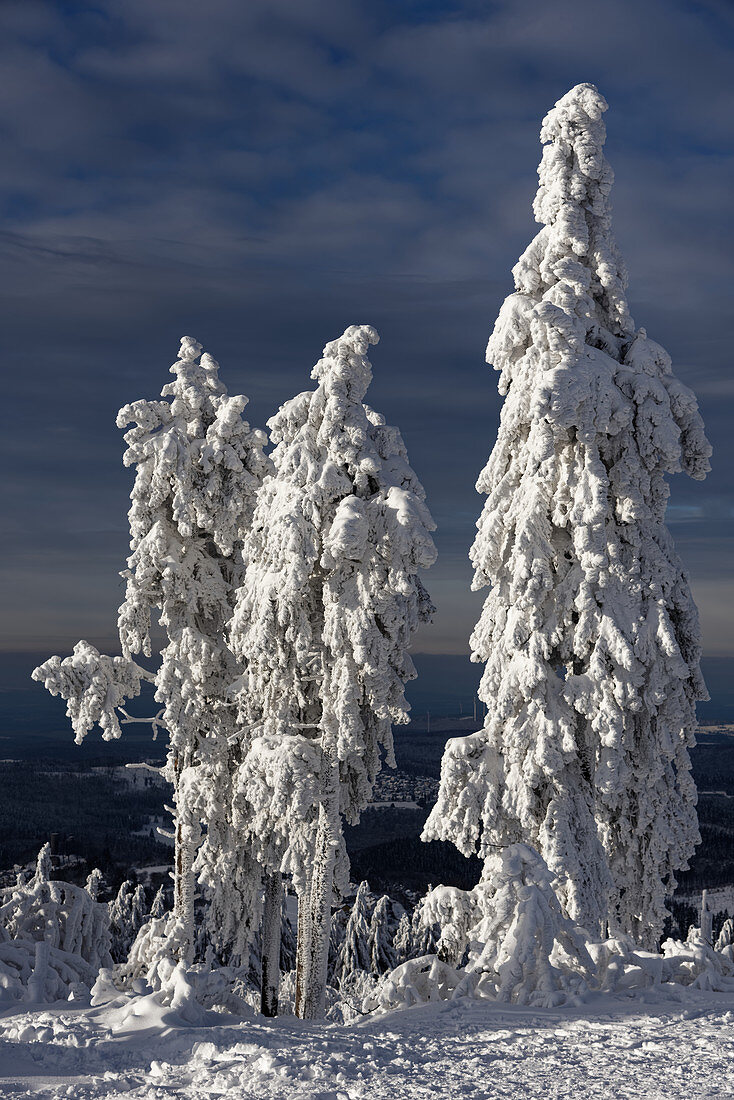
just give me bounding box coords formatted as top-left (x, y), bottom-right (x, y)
top-left (230, 324), bottom-right (436, 1018)
top-left (33, 337), bottom-right (271, 962)
top-left (424, 84), bottom-right (710, 947)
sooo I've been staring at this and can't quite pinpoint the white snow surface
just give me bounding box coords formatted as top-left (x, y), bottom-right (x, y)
top-left (1, 988), bottom-right (733, 1099)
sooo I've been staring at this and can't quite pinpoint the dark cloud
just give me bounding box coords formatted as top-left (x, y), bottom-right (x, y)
top-left (1, 0), bottom-right (731, 684)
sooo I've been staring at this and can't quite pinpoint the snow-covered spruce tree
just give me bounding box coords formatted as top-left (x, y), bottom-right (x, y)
top-left (84, 869), bottom-right (104, 903)
top-left (109, 881), bottom-right (136, 963)
top-left (33, 337), bottom-right (271, 964)
top-left (423, 84), bottom-right (711, 947)
top-left (336, 881), bottom-right (374, 986)
top-left (368, 894), bottom-right (403, 976)
top-left (465, 843), bottom-right (593, 1006)
top-left (230, 324), bottom-right (437, 1018)
top-left (150, 886), bottom-right (167, 920)
top-left (392, 911), bottom-right (414, 965)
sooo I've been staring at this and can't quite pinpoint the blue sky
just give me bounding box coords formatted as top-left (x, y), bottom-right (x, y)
top-left (2, 0), bottom-right (732, 709)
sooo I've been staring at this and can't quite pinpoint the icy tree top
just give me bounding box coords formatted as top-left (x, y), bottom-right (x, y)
top-left (115, 337), bottom-right (272, 662)
top-left (511, 82), bottom-right (632, 341)
top-left (117, 336), bottom-right (270, 559)
top-left (487, 83), bottom-right (710, 479)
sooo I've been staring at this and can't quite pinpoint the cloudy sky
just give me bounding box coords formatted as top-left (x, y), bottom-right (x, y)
top-left (2, 0), bottom-right (732, 710)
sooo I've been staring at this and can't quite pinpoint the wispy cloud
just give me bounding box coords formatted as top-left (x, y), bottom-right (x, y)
top-left (1, 0), bottom-right (732, 664)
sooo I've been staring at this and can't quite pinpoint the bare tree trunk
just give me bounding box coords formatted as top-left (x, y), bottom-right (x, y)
top-left (261, 870), bottom-right (282, 1017)
top-left (300, 751), bottom-right (340, 1020)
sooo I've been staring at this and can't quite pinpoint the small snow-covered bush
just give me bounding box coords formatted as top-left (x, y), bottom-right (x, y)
top-left (586, 936), bottom-right (665, 993)
top-left (466, 844), bottom-right (593, 1007)
top-left (716, 917), bottom-right (734, 958)
top-left (364, 955), bottom-right (463, 1014)
top-left (418, 885), bottom-right (476, 967)
top-left (365, 844), bottom-right (593, 1013)
top-left (661, 928), bottom-right (734, 992)
top-left (0, 933), bottom-right (98, 1004)
top-left (108, 913), bottom-right (254, 1017)
top-left (0, 845), bottom-right (112, 1004)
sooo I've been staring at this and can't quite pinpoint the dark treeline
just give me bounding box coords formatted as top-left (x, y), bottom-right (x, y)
top-left (0, 761), bottom-right (171, 892)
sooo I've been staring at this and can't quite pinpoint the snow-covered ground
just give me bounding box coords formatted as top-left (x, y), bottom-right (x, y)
top-left (1, 989), bottom-right (733, 1099)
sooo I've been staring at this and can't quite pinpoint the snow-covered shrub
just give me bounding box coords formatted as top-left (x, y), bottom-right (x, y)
top-left (363, 955), bottom-right (462, 1014)
top-left (661, 928), bottom-right (734, 992)
top-left (585, 935), bottom-right (664, 993)
top-left (118, 913), bottom-right (188, 991)
top-left (419, 886), bottom-right (476, 967)
top-left (465, 844), bottom-right (593, 1007)
top-left (107, 913), bottom-right (253, 1017)
top-left (716, 917), bottom-right (734, 959)
top-left (0, 844), bottom-right (112, 1004)
top-left (0, 934), bottom-right (97, 1005)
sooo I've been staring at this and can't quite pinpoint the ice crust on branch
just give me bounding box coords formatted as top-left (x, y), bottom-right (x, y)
top-left (424, 84), bottom-right (711, 947)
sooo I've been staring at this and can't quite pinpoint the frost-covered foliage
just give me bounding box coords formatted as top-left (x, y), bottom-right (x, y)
top-left (116, 336), bottom-right (271, 960)
top-left (660, 928), bottom-right (734, 992)
top-left (392, 911), bottom-right (414, 965)
top-left (424, 84), bottom-right (711, 948)
top-left (150, 886), bottom-right (167, 920)
top-left (0, 845), bottom-right (112, 1003)
top-left (32, 642), bottom-right (143, 745)
top-left (84, 869), bottom-right (104, 903)
top-left (328, 904), bottom-right (350, 984)
top-left (716, 918), bottom-right (734, 956)
top-left (230, 324), bottom-right (436, 1018)
top-left (120, 914), bottom-right (194, 994)
top-left (365, 850), bottom-right (734, 1016)
top-left (409, 896), bottom-right (442, 959)
top-left (33, 337), bottom-right (271, 964)
top-left (418, 886), bottom-right (475, 967)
